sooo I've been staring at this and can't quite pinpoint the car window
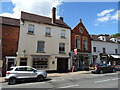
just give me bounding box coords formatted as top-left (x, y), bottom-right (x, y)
top-left (26, 67), bottom-right (34, 71)
top-left (8, 67), bottom-right (14, 71)
top-left (15, 67), bottom-right (26, 71)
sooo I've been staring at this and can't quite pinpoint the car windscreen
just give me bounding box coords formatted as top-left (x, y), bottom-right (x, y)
top-left (7, 67), bottom-right (14, 71)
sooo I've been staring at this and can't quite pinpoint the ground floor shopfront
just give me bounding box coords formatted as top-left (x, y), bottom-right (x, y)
top-left (92, 53), bottom-right (120, 66)
top-left (16, 54), bottom-right (70, 72)
top-left (70, 51), bottom-right (92, 71)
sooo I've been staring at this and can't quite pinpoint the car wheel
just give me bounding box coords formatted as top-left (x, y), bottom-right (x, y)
top-left (112, 69), bottom-right (116, 73)
top-left (37, 75), bottom-right (44, 82)
top-left (99, 70), bottom-right (104, 74)
top-left (8, 77), bottom-right (16, 85)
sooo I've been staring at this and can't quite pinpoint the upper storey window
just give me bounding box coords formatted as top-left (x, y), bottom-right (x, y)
top-left (28, 24), bottom-right (35, 34)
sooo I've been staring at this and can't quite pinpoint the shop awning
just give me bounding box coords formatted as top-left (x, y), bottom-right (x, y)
top-left (111, 55), bottom-right (120, 58)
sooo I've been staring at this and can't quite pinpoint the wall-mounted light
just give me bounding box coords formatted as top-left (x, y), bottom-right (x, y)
top-left (23, 49), bottom-right (26, 57)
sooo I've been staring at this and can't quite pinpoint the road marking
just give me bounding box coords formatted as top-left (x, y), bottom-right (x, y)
top-left (95, 78), bottom-right (120, 83)
top-left (59, 84), bottom-right (79, 88)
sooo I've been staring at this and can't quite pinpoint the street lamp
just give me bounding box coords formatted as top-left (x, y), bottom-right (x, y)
top-left (23, 49), bottom-right (26, 58)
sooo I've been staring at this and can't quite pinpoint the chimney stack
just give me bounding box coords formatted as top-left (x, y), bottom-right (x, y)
top-left (52, 7), bottom-right (56, 24)
top-left (59, 17), bottom-right (63, 21)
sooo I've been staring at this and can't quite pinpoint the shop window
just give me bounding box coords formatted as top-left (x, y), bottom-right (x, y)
top-left (20, 58), bottom-right (27, 66)
top-left (33, 57), bottom-right (48, 69)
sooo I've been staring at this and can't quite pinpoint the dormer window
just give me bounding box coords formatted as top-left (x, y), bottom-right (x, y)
top-left (110, 38), bottom-right (118, 42)
top-left (98, 36), bottom-right (106, 41)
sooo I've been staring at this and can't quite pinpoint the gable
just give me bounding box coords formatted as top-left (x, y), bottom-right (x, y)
top-left (72, 21), bottom-right (90, 36)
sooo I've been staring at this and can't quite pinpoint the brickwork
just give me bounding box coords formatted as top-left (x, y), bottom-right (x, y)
top-left (71, 21), bottom-right (91, 53)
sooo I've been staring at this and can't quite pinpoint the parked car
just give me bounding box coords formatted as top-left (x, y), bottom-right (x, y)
top-left (89, 63), bottom-right (116, 74)
top-left (112, 65), bottom-right (120, 71)
top-left (5, 66), bottom-right (47, 85)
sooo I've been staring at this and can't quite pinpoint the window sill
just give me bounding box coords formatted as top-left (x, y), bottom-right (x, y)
top-left (45, 35), bottom-right (52, 37)
top-left (36, 51), bottom-right (45, 53)
top-left (27, 33), bottom-right (35, 35)
top-left (59, 52), bottom-right (66, 54)
top-left (61, 37), bottom-right (66, 39)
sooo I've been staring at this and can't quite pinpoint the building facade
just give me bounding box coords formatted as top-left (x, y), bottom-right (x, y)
top-left (71, 19), bottom-right (92, 71)
top-left (91, 34), bottom-right (120, 65)
top-left (1, 17), bottom-right (20, 76)
top-left (17, 8), bottom-right (71, 72)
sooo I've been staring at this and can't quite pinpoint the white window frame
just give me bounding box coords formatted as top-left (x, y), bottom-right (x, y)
top-left (59, 43), bottom-right (65, 53)
top-left (28, 24), bottom-right (35, 34)
top-left (45, 27), bottom-right (51, 36)
top-left (37, 41), bottom-right (45, 53)
top-left (61, 29), bottom-right (66, 38)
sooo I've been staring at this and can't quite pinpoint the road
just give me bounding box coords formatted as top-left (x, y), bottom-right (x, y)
top-left (1, 72), bottom-right (120, 89)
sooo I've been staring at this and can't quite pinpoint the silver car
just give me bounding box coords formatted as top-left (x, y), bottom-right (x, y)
top-left (5, 66), bottom-right (47, 85)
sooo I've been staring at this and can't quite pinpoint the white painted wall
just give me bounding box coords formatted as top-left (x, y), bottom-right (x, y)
top-left (91, 40), bottom-right (120, 63)
top-left (17, 20), bottom-right (71, 70)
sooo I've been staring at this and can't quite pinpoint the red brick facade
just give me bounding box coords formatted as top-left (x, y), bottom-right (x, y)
top-left (1, 17), bottom-right (20, 76)
top-left (71, 20), bottom-right (91, 71)
top-left (71, 20), bottom-right (91, 53)
top-left (2, 25), bottom-right (19, 57)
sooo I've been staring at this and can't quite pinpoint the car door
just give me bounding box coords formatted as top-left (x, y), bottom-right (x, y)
top-left (15, 67), bottom-right (27, 79)
top-left (105, 64), bottom-right (111, 73)
top-left (25, 67), bottom-right (37, 78)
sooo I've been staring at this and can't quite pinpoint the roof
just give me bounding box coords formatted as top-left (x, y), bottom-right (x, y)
top-left (21, 11), bottom-right (71, 29)
top-left (90, 34), bottom-right (120, 43)
top-left (1, 16), bottom-right (20, 27)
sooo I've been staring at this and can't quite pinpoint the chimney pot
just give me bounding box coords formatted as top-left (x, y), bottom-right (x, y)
top-left (52, 7), bottom-right (56, 24)
top-left (59, 17), bottom-right (63, 21)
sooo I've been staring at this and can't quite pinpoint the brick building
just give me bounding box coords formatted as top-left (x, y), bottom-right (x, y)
top-left (1, 17), bottom-right (20, 76)
top-left (71, 19), bottom-right (92, 71)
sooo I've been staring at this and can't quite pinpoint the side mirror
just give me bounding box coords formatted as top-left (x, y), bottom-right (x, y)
top-left (33, 70), bottom-right (37, 73)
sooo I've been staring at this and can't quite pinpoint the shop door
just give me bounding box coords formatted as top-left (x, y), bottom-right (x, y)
top-left (7, 59), bottom-right (15, 70)
top-left (57, 58), bottom-right (68, 72)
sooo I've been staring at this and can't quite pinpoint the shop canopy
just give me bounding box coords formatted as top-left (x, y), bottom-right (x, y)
top-left (111, 55), bottom-right (120, 58)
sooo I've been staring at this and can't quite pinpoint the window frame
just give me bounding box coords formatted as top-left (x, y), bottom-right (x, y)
top-left (75, 38), bottom-right (80, 49)
top-left (93, 47), bottom-right (96, 52)
top-left (103, 48), bottom-right (106, 53)
top-left (28, 24), bottom-right (35, 34)
top-left (83, 39), bottom-right (88, 51)
top-left (45, 27), bottom-right (51, 36)
top-left (61, 29), bottom-right (66, 39)
top-left (59, 43), bottom-right (65, 53)
top-left (37, 41), bottom-right (45, 53)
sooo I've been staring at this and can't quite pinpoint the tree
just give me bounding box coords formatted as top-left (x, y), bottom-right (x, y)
top-left (112, 33), bottom-right (120, 37)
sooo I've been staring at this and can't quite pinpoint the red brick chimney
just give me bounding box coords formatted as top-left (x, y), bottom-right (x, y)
top-left (52, 7), bottom-right (56, 24)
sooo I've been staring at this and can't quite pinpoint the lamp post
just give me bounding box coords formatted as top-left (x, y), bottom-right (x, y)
top-left (23, 49), bottom-right (26, 58)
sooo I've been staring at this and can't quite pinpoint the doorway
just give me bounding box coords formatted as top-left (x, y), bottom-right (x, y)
top-left (7, 59), bottom-right (15, 70)
top-left (57, 58), bottom-right (68, 72)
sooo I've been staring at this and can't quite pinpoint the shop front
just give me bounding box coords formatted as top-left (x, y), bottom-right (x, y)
top-left (72, 52), bottom-right (92, 71)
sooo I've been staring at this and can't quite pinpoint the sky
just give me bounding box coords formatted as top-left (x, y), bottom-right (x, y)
top-left (0, 0), bottom-right (120, 35)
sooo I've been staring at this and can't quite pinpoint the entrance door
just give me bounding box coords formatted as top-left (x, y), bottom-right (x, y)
top-left (57, 58), bottom-right (68, 72)
top-left (7, 59), bottom-right (15, 70)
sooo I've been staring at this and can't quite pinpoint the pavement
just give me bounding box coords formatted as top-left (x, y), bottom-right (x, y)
top-left (0, 71), bottom-right (91, 83)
